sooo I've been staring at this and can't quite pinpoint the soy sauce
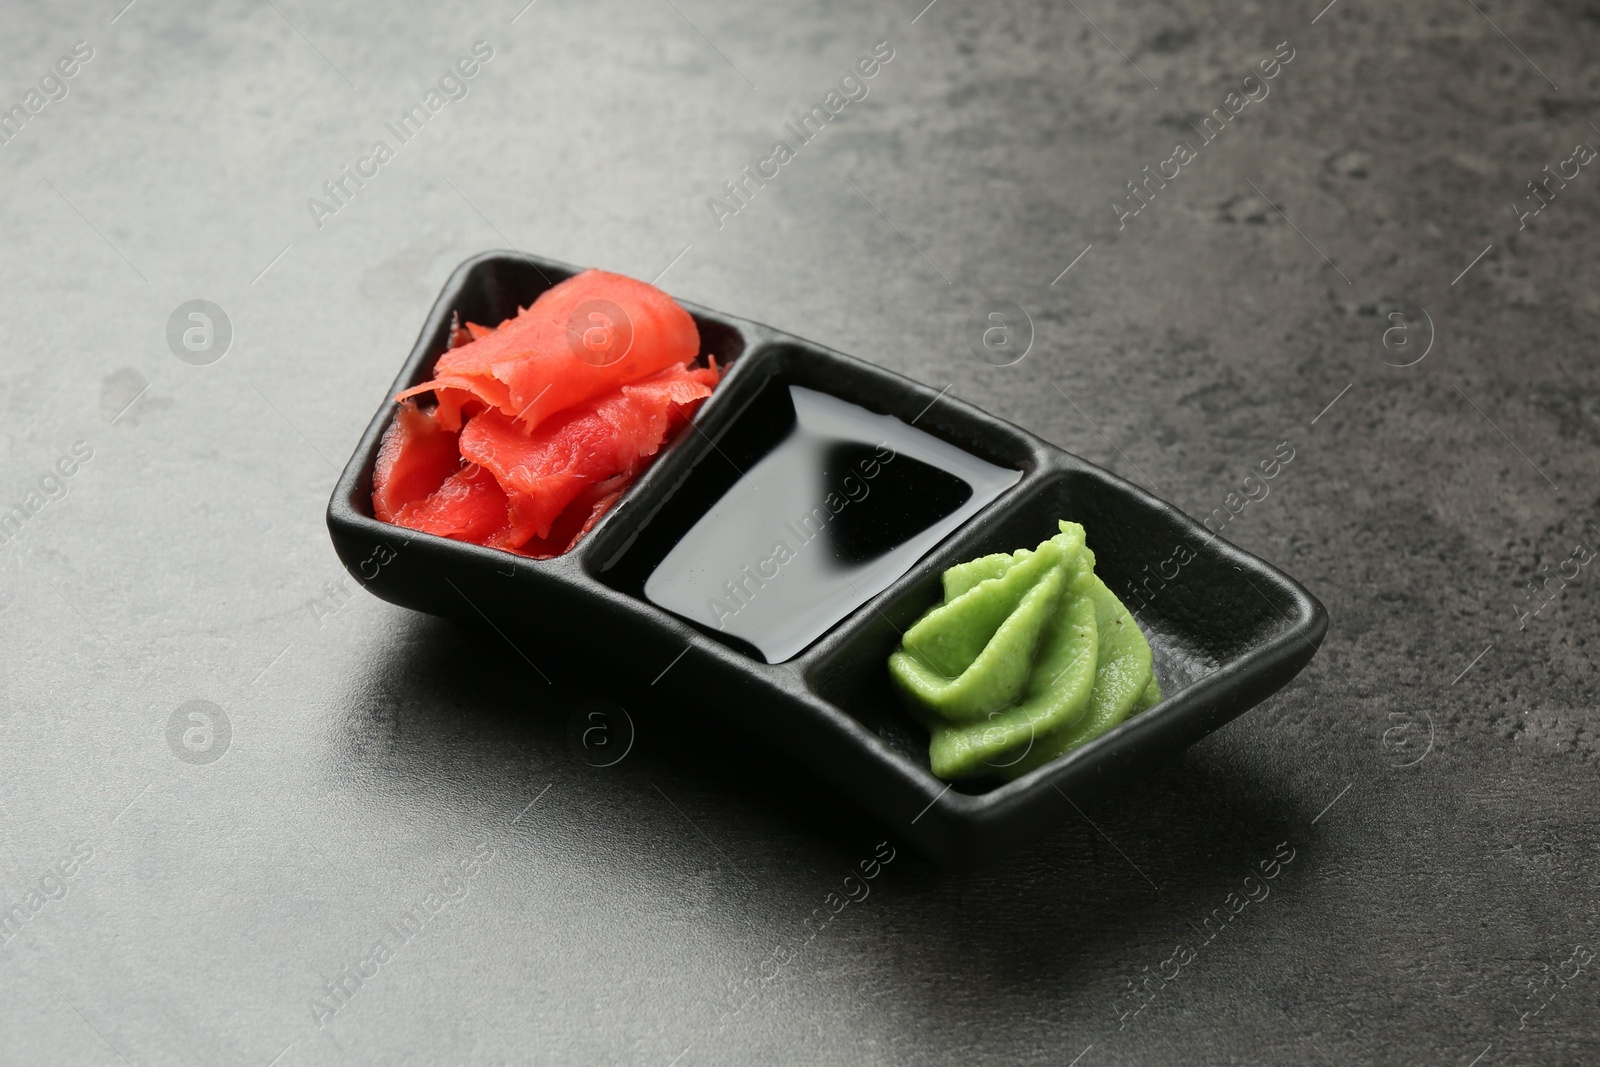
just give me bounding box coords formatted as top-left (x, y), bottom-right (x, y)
top-left (644, 385), bottom-right (1020, 663)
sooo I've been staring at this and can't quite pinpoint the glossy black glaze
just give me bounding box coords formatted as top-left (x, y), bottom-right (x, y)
top-left (327, 252), bottom-right (1328, 865)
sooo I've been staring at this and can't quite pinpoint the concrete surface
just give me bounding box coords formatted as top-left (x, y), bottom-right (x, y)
top-left (0, 0), bottom-right (1596, 1063)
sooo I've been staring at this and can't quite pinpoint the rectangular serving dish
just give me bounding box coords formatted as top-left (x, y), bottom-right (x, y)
top-left (327, 251), bottom-right (1329, 866)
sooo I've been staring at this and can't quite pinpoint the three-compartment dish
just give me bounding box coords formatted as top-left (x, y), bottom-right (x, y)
top-left (327, 251), bottom-right (1327, 865)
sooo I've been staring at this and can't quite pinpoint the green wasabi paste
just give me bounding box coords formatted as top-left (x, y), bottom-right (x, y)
top-left (888, 520), bottom-right (1161, 780)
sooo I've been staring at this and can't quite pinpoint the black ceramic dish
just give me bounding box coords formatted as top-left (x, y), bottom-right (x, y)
top-left (327, 251), bottom-right (1328, 866)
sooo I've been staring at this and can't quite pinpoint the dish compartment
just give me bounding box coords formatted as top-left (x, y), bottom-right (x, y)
top-left (588, 339), bottom-right (1040, 662)
top-left (802, 461), bottom-right (1325, 796)
top-left (343, 250), bottom-right (753, 524)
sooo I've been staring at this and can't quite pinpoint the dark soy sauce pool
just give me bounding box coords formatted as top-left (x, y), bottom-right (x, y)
top-left (645, 385), bottom-right (1020, 663)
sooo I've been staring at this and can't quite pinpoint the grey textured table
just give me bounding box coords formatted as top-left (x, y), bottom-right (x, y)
top-left (2, 0), bottom-right (1596, 1064)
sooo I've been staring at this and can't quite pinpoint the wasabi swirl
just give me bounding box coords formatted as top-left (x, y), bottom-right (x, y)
top-left (888, 521), bottom-right (1161, 780)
